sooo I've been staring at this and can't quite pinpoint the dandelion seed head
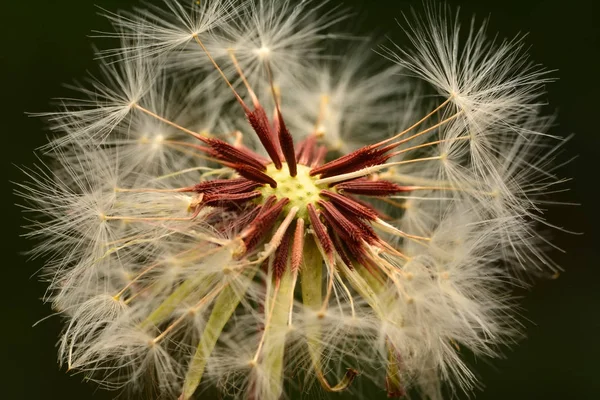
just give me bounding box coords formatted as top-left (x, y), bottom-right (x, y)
top-left (18, 1), bottom-right (573, 399)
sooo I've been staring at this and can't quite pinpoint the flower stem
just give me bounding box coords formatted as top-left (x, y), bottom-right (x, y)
top-left (180, 267), bottom-right (258, 400)
top-left (301, 237), bottom-right (358, 391)
top-left (301, 236), bottom-right (323, 311)
top-left (139, 274), bottom-right (216, 330)
top-left (354, 265), bottom-right (406, 397)
top-left (301, 235), bottom-right (323, 361)
top-left (260, 267), bottom-right (295, 399)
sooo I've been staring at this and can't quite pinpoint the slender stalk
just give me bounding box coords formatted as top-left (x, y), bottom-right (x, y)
top-left (301, 238), bottom-right (357, 391)
top-left (374, 218), bottom-right (431, 242)
top-left (315, 156), bottom-right (443, 186)
top-left (301, 236), bottom-right (323, 313)
top-left (132, 104), bottom-right (209, 143)
top-left (314, 94), bottom-right (330, 135)
top-left (259, 267), bottom-right (294, 399)
top-left (389, 135), bottom-right (469, 158)
top-left (376, 96), bottom-right (453, 146)
top-left (180, 266), bottom-right (258, 400)
top-left (192, 35), bottom-right (248, 110)
top-left (388, 111), bottom-right (464, 149)
top-left (228, 50), bottom-right (259, 106)
top-left (139, 274), bottom-right (217, 330)
top-left (339, 262), bottom-right (383, 317)
top-left (353, 266), bottom-right (406, 397)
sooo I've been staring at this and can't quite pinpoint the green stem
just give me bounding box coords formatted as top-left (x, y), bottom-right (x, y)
top-left (140, 274), bottom-right (216, 330)
top-left (301, 235), bottom-right (322, 357)
top-left (139, 246), bottom-right (237, 330)
top-left (180, 268), bottom-right (257, 400)
top-left (260, 267), bottom-right (295, 399)
top-left (301, 236), bottom-right (323, 311)
top-left (340, 262), bottom-right (382, 314)
top-left (246, 262), bottom-right (294, 400)
top-left (351, 264), bottom-right (406, 397)
top-left (301, 237), bottom-right (357, 391)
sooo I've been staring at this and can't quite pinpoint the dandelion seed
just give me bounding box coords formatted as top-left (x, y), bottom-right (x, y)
top-left (19, 1), bottom-right (572, 399)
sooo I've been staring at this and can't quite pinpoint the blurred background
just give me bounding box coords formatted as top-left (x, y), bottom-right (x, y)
top-left (1, 0), bottom-right (598, 399)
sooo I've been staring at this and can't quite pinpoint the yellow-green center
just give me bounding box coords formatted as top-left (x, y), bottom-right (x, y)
top-left (259, 163), bottom-right (329, 220)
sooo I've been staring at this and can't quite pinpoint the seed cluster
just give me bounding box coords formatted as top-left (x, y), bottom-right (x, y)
top-left (19, 1), bottom-right (567, 399)
top-left (185, 99), bottom-right (415, 280)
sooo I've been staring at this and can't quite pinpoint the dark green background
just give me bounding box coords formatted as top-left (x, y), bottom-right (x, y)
top-left (2, 0), bottom-right (598, 399)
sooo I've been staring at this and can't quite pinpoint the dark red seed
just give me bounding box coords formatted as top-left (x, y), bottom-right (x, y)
top-left (335, 179), bottom-right (411, 196)
top-left (242, 198), bottom-right (290, 252)
top-left (307, 204), bottom-right (334, 261)
top-left (228, 205), bottom-right (262, 233)
top-left (270, 108), bottom-right (283, 158)
top-left (318, 200), bottom-right (378, 244)
top-left (311, 145), bottom-right (328, 167)
top-left (331, 233), bottom-right (354, 269)
top-left (203, 191), bottom-right (261, 207)
top-left (194, 178), bottom-right (261, 194)
top-left (207, 138), bottom-right (267, 171)
top-left (239, 145), bottom-right (271, 166)
top-left (221, 179), bottom-right (263, 194)
top-left (356, 196), bottom-right (393, 220)
top-left (230, 163), bottom-right (278, 188)
top-left (310, 146), bottom-right (373, 176)
top-left (246, 105), bottom-right (282, 169)
top-left (331, 232), bottom-right (379, 274)
top-left (258, 195), bottom-right (277, 215)
top-left (320, 190), bottom-right (378, 221)
top-left (309, 145), bottom-right (390, 178)
top-left (275, 109), bottom-right (297, 176)
top-left (294, 138), bottom-right (306, 160)
top-left (253, 199), bottom-right (289, 230)
top-left (349, 216), bottom-right (379, 245)
top-left (273, 227), bottom-right (292, 280)
top-left (298, 134), bottom-right (318, 166)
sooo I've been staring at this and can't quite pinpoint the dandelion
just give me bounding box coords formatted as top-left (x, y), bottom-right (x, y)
top-left (18, 1), bottom-right (572, 399)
